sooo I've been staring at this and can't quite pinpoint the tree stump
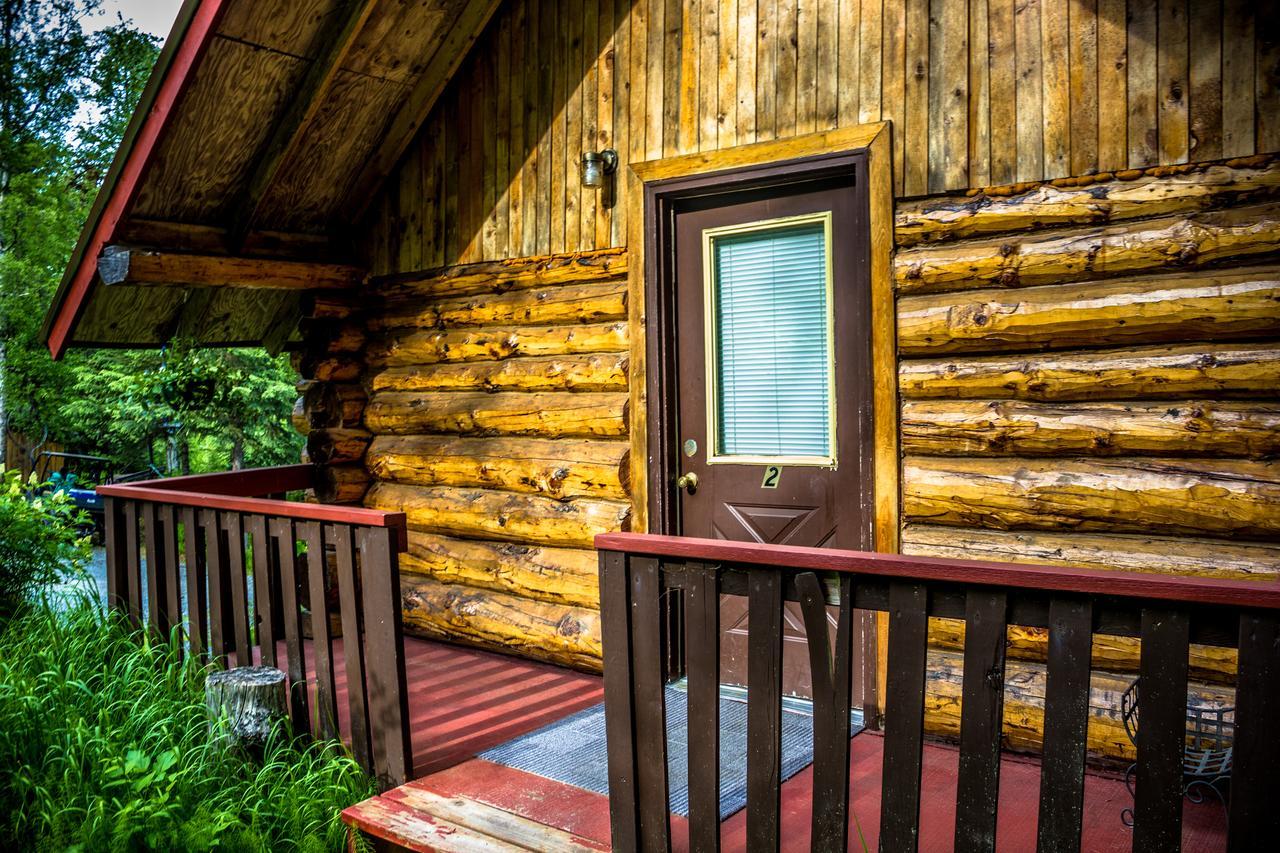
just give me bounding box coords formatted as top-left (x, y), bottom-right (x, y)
top-left (205, 666), bottom-right (287, 752)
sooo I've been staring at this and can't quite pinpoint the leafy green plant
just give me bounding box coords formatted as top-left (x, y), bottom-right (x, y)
top-left (0, 593), bottom-right (373, 851)
top-left (0, 467), bottom-right (90, 616)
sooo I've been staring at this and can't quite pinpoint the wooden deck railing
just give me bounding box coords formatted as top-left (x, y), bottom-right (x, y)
top-left (97, 465), bottom-right (413, 789)
top-left (595, 532), bottom-right (1280, 853)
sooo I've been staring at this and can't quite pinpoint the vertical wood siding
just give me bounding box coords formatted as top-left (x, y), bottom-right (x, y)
top-left (366, 0), bottom-right (1280, 273)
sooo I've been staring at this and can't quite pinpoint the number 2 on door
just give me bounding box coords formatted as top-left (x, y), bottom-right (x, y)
top-left (761, 466), bottom-right (782, 489)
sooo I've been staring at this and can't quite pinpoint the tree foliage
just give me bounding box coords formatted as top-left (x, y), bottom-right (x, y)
top-left (0, 2), bottom-right (302, 476)
top-left (0, 467), bottom-right (89, 617)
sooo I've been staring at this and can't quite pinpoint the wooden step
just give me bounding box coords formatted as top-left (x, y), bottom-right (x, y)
top-left (342, 783), bottom-right (609, 853)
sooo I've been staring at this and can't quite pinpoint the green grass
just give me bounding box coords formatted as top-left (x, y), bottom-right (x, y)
top-left (0, 588), bottom-right (374, 852)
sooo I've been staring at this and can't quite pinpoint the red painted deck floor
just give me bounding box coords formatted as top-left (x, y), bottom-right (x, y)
top-left (266, 635), bottom-right (605, 777)
top-left (333, 638), bottom-right (1228, 850)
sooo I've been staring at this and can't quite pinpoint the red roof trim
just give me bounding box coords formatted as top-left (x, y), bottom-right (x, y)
top-left (45, 0), bottom-right (228, 359)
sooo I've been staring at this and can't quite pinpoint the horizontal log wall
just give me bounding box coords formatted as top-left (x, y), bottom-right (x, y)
top-left (292, 294), bottom-right (372, 503)
top-left (349, 0), bottom-right (1280, 751)
top-left (361, 251), bottom-right (632, 671)
top-left (363, 0), bottom-right (1280, 273)
top-left (897, 161), bottom-right (1280, 759)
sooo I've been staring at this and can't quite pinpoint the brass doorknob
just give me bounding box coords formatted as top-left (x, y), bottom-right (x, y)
top-left (676, 472), bottom-right (699, 492)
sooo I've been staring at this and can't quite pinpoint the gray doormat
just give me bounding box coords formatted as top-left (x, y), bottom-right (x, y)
top-left (479, 686), bottom-right (863, 820)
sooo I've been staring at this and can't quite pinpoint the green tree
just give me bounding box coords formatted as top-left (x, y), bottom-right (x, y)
top-left (1, 5), bottom-right (303, 476)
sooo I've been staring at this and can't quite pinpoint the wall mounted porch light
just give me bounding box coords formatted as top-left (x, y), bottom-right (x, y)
top-left (581, 149), bottom-right (618, 189)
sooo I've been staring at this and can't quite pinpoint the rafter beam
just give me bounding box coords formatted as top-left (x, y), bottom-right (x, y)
top-left (97, 247), bottom-right (366, 291)
top-left (343, 0), bottom-right (504, 224)
top-left (232, 0), bottom-right (381, 245)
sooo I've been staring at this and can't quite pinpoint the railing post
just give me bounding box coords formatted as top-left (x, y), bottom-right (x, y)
top-left (685, 562), bottom-right (722, 853)
top-left (181, 507), bottom-right (208, 661)
top-left (1133, 607), bottom-right (1190, 850)
top-left (630, 557), bottom-right (671, 853)
top-left (599, 548), bottom-right (640, 853)
top-left (271, 517), bottom-right (310, 735)
top-left (331, 523), bottom-right (373, 772)
top-left (1229, 612), bottom-right (1280, 849)
top-left (880, 581), bottom-right (929, 853)
top-left (142, 502), bottom-right (167, 639)
top-left (103, 496), bottom-right (130, 614)
top-left (357, 525), bottom-right (412, 790)
top-left (1037, 597), bottom-right (1093, 853)
top-left (798, 572), bottom-right (854, 853)
top-left (954, 590), bottom-right (1009, 853)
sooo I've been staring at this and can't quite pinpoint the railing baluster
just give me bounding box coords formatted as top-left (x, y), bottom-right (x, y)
top-left (746, 567), bottom-right (783, 853)
top-left (881, 581), bottom-right (929, 853)
top-left (356, 525), bottom-right (412, 789)
top-left (103, 497), bottom-right (129, 613)
top-left (600, 549), bottom-right (639, 853)
top-left (630, 556), bottom-right (671, 853)
top-left (798, 572), bottom-right (853, 852)
top-left (271, 517), bottom-right (310, 735)
top-left (1133, 606), bottom-right (1190, 852)
top-left (203, 508), bottom-right (231, 664)
top-left (301, 521), bottom-right (339, 741)
top-left (686, 561), bottom-right (721, 853)
top-left (123, 500), bottom-right (142, 625)
top-left (181, 507), bottom-right (207, 660)
top-left (159, 505), bottom-right (182, 642)
top-left (246, 514), bottom-right (277, 667)
top-left (1036, 597), bottom-right (1093, 853)
top-left (1229, 612), bottom-right (1280, 848)
top-left (331, 523), bottom-right (372, 771)
top-left (142, 502), bottom-right (167, 638)
top-left (955, 589), bottom-right (1008, 853)
top-left (221, 511), bottom-right (252, 666)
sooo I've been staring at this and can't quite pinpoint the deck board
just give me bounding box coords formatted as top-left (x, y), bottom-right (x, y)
top-left (367, 727), bottom-right (1229, 852)
top-left (312, 637), bottom-right (1225, 850)
top-left (254, 634), bottom-right (604, 777)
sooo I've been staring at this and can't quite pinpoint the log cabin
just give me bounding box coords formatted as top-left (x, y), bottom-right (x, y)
top-left (43, 0), bottom-right (1280, 849)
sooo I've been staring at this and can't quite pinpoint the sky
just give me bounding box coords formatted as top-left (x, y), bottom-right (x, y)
top-left (83, 0), bottom-right (183, 39)
top-left (70, 0), bottom-right (183, 130)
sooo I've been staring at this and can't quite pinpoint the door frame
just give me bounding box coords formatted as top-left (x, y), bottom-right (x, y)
top-left (624, 124), bottom-right (900, 722)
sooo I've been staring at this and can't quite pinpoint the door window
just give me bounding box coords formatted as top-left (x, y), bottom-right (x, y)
top-left (703, 212), bottom-right (835, 465)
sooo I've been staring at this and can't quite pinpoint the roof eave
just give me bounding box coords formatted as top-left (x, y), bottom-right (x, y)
top-left (41, 0), bottom-right (226, 359)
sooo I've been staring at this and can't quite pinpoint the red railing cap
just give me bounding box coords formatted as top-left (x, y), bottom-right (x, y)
top-left (595, 532), bottom-right (1280, 611)
top-left (98, 465), bottom-right (407, 550)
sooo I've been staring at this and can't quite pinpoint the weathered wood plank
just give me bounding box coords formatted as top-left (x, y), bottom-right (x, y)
top-left (367, 434), bottom-right (628, 500)
top-left (894, 206), bottom-right (1280, 294)
top-left (374, 280), bottom-right (626, 332)
top-left (898, 342), bottom-right (1280, 402)
top-left (897, 266), bottom-right (1280, 354)
top-left (366, 322), bottom-right (629, 368)
top-left (365, 482), bottom-right (631, 548)
top-left (893, 159), bottom-right (1280, 247)
top-left (97, 248), bottom-right (363, 290)
top-left (901, 400), bottom-right (1280, 458)
top-left (903, 456), bottom-right (1280, 539)
top-left (402, 531), bottom-right (599, 609)
top-left (364, 391), bottom-right (628, 438)
top-left (901, 523), bottom-right (1280, 582)
top-left (367, 354), bottom-right (628, 394)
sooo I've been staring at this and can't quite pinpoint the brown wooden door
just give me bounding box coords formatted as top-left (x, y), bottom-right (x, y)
top-left (672, 178), bottom-right (873, 699)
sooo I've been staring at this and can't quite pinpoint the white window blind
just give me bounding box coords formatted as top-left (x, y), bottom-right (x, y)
top-left (709, 217), bottom-right (833, 461)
